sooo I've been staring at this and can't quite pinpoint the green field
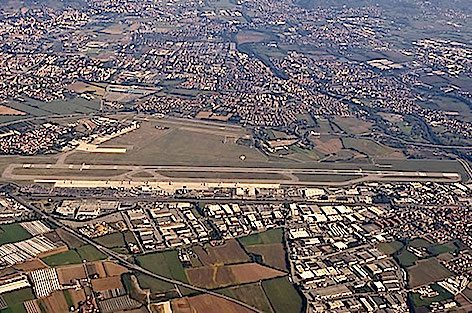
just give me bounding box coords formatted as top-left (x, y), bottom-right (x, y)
top-left (135, 250), bottom-right (188, 283)
top-left (0, 223), bottom-right (32, 245)
top-left (76, 245), bottom-right (107, 261)
top-left (219, 283), bottom-right (273, 312)
top-left (66, 123), bottom-right (268, 167)
top-left (0, 288), bottom-right (35, 313)
top-left (41, 250), bottom-right (82, 266)
top-left (395, 250), bottom-right (418, 267)
top-left (262, 277), bottom-right (303, 313)
top-left (238, 228), bottom-right (283, 246)
top-left (427, 240), bottom-right (462, 256)
top-left (342, 138), bottom-right (403, 158)
top-left (94, 231), bottom-right (137, 254)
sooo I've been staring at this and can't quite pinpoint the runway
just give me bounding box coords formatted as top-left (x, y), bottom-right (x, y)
top-left (2, 162), bottom-right (462, 187)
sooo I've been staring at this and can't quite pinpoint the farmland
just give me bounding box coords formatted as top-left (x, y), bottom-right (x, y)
top-left (262, 277), bottom-right (304, 313)
top-left (0, 223), bottom-right (32, 245)
top-left (41, 250), bottom-right (82, 266)
top-left (218, 283), bottom-right (273, 312)
top-left (186, 263), bottom-right (285, 289)
top-left (238, 229), bottom-right (287, 271)
top-left (172, 294), bottom-right (254, 313)
top-left (193, 239), bottom-right (250, 266)
top-left (238, 228), bottom-right (283, 246)
top-left (135, 250), bottom-right (188, 283)
top-left (0, 288), bottom-right (35, 313)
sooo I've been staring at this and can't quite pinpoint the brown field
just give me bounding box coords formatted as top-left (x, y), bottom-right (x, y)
top-left (41, 291), bottom-right (69, 313)
top-left (408, 258), bottom-right (452, 288)
top-left (0, 105), bottom-right (26, 115)
top-left (57, 264), bottom-right (87, 285)
top-left (312, 136), bottom-right (343, 154)
top-left (91, 276), bottom-right (123, 292)
top-left (245, 243), bottom-right (287, 271)
top-left (68, 289), bottom-right (87, 308)
top-left (334, 117), bottom-right (373, 134)
top-left (193, 240), bottom-right (250, 266)
top-left (103, 261), bottom-right (128, 277)
top-left (186, 263), bottom-right (285, 289)
top-left (172, 294), bottom-right (254, 313)
top-left (186, 265), bottom-right (234, 289)
top-left (14, 259), bottom-right (48, 272)
top-left (235, 31), bottom-right (268, 45)
top-left (230, 263), bottom-right (285, 283)
top-left (89, 261), bottom-right (107, 278)
top-left (67, 81), bottom-right (105, 96)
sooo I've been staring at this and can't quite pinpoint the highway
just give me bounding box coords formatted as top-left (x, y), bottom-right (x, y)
top-left (11, 193), bottom-right (264, 313)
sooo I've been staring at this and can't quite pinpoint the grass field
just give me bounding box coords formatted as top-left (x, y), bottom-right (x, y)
top-left (0, 288), bottom-right (35, 313)
top-left (342, 138), bottom-right (404, 159)
top-left (427, 240), bottom-right (462, 256)
top-left (136, 250), bottom-right (188, 283)
top-left (41, 250), bottom-right (82, 266)
top-left (76, 245), bottom-right (107, 262)
top-left (94, 231), bottom-right (136, 253)
top-left (238, 228), bottom-right (283, 246)
top-left (219, 283), bottom-right (273, 312)
top-left (395, 250), bottom-right (418, 268)
top-left (262, 277), bottom-right (303, 313)
top-left (0, 223), bottom-right (32, 245)
top-left (135, 273), bottom-right (176, 294)
top-left (66, 122), bottom-right (268, 167)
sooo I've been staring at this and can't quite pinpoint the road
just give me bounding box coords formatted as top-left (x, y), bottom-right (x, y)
top-left (11, 193), bottom-right (263, 313)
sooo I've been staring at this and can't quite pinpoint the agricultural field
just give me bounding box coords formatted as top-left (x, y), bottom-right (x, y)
top-left (0, 223), bottom-right (32, 245)
top-left (76, 245), bottom-right (107, 262)
top-left (193, 239), bottom-right (250, 266)
top-left (135, 250), bottom-right (188, 283)
top-left (38, 291), bottom-right (69, 313)
top-left (407, 258), bottom-right (452, 288)
top-left (186, 263), bottom-right (285, 289)
top-left (238, 229), bottom-right (287, 271)
top-left (238, 228), bottom-right (283, 246)
top-left (244, 244), bottom-right (287, 271)
top-left (41, 250), bottom-right (82, 266)
top-left (172, 294), bottom-right (254, 313)
top-left (0, 288), bottom-right (35, 313)
top-left (333, 117), bottom-right (373, 134)
top-left (218, 283), bottom-right (273, 312)
top-left (262, 277), bottom-right (304, 313)
top-left (94, 231), bottom-right (136, 253)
